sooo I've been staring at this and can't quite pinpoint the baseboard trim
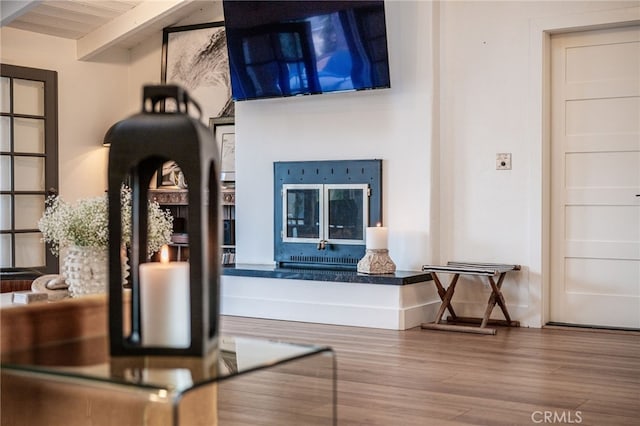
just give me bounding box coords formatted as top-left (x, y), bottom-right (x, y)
top-left (545, 322), bottom-right (640, 334)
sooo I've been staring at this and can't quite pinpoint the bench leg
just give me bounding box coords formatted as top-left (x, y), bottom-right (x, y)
top-left (421, 322), bottom-right (497, 335)
top-left (480, 273), bottom-right (519, 328)
top-left (433, 273), bottom-right (459, 324)
top-left (431, 273), bottom-right (459, 322)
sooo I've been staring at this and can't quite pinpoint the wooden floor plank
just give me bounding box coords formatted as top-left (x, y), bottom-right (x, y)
top-left (220, 316), bottom-right (640, 426)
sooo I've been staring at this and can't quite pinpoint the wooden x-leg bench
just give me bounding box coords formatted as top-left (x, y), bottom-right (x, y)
top-left (420, 262), bottom-right (521, 335)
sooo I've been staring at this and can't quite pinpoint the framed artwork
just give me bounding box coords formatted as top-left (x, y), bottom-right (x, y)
top-left (210, 116), bottom-right (235, 182)
top-left (158, 161), bottom-right (186, 188)
top-left (158, 22), bottom-right (234, 187)
top-left (162, 21), bottom-right (233, 118)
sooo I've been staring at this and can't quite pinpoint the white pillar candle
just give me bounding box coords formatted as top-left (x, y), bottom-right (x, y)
top-left (139, 246), bottom-right (191, 348)
top-left (366, 224), bottom-right (388, 250)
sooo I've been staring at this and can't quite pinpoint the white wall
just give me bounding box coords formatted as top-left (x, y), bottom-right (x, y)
top-left (439, 0), bottom-right (638, 326)
top-left (0, 27), bottom-right (129, 202)
top-left (236, 1), bottom-right (438, 271)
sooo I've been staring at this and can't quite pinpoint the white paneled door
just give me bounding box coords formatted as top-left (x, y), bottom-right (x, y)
top-left (550, 26), bottom-right (640, 329)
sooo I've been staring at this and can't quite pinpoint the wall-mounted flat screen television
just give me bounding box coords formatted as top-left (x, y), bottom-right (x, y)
top-left (222, 1), bottom-right (391, 101)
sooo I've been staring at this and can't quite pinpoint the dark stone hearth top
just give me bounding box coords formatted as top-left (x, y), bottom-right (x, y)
top-left (222, 264), bottom-right (432, 286)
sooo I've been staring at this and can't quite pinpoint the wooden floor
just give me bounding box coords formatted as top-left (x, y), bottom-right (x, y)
top-left (219, 316), bottom-right (640, 426)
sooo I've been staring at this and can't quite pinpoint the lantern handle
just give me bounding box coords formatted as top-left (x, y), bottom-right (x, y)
top-left (142, 85), bottom-right (202, 119)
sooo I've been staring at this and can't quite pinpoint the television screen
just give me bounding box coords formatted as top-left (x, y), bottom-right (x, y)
top-left (222, 1), bottom-right (391, 101)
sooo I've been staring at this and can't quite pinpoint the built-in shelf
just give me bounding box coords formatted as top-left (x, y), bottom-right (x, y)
top-left (148, 188), bottom-right (188, 205)
top-left (148, 187), bottom-right (235, 264)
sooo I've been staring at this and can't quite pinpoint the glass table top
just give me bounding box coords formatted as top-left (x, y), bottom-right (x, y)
top-left (1, 335), bottom-right (334, 395)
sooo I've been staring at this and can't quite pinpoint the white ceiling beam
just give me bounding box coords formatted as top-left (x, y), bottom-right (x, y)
top-left (76, 0), bottom-right (196, 61)
top-left (0, 0), bottom-right (42, 26)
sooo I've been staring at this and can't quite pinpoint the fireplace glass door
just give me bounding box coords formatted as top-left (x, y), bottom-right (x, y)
top-left (284, 184), bottom-right (322, 242)
top-left (325, 184), bottom-right (368, 244)
top-left (282, 183), bottom-right (368, 245)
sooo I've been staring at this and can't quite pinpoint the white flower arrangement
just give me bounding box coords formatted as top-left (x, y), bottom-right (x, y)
top-left (38, 187), bottom-right (173, 257)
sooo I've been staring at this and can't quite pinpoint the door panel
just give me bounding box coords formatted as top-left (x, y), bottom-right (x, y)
top-left (566, 97), bottom-right (639, 133)
top-left (565, 258), bottom-right (639, 296)
top-left (565, 151), bottom-right (639, 187)
top-left (14, 117), bottom-right (45, 153)
top-left (565, 205), bottom-right (639, 242)
top-left (566, 39), bottom-right (639, 81)
top-left (13, 79), bottom-right (45, 115)
top-left (550, 25), bottom-right (640, 329)
top-left (566, 133), bottom-right (639, 153)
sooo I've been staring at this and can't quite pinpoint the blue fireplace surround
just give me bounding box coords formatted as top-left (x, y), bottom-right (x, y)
top-left (273, 159), bottom-right (382, 269)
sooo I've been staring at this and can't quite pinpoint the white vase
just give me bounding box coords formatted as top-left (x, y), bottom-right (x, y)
top-left (63, 245), bottom-right (108, 297)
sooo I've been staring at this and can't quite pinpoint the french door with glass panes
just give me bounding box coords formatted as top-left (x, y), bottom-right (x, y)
top-left (1, 64), bottom-right (58, 277)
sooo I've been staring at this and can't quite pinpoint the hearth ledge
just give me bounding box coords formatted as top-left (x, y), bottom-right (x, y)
top-left (220, 264), bottom-right (439, 330)
top-left (222, 264), bottom-right (431, 285)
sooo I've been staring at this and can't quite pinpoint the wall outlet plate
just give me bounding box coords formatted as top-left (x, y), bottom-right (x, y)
top-left (496, 153), bottom-right (512, 170)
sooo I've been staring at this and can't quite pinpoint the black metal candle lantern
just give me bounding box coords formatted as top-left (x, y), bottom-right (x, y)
top-left (106, 85), bottom-right (219, 357)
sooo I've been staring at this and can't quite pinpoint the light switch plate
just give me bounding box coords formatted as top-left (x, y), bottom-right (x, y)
top-left (496, 153), bottom-right (512, 170)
